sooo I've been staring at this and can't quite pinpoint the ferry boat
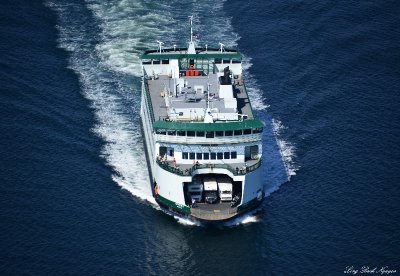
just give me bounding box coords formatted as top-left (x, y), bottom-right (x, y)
top-left (140, 17), bottom-right (264, 222)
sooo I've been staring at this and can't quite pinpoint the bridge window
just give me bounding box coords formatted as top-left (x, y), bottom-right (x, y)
top-left (152, 60), bottom-right (160, 64)
top-left (225, 130), bottom-right (233, 136)
top-left (215, 58), bottom-right (222, 64)
top-left (244, 129), bottom-right (251, 135)
top-left (253, 128), bottom-right (262, 134)
top-left (196, 131), bottom-right (205, 137)
top-left (187, 131), bottom-right (195, 137)
top-left (156, 130), bottom-right (166, 135)
top-left (206, 131), bottom-right (214, 138)
top-left (167, 130), bottom-right (176, 136)
top-left (210, 153), bottom-right (216, 160)
top-left (234, 130), bottom-right (242, 136)
top-left (182, 151), bottom-right (239, 160)
top-left (162, 59), bottom-right (169, 64)
top-left (215, 131), bottom-right (224, 137)
top-left (177, 131), bottom-right (185, 136)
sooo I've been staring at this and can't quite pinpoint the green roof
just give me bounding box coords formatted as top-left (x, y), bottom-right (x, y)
top-left (153, 119), bottom-right (264, 132)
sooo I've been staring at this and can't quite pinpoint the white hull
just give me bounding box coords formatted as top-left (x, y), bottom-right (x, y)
top-left (140, 84), bottom-right (264, 221)
top-left (138, 20), bottom-right (265, 221)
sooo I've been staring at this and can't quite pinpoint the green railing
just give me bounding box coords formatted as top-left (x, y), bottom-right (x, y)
top-left (156, 159), bottom-right (262, 176)
top-left (156, 159), bottom-right (187, 176)
top-left (242, 82), bottom-right (256, 118)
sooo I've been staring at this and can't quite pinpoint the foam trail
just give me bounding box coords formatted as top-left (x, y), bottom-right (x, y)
top-left (241, 56), bottom-right (270, 111)
top-left (272, 118), bottom-right (298, 179)
top-left (223, 208), bottom-right (262, 227)
top-left (174, 216), bottom-right (201, 227)
top-left (46, 1), bottom-right (155, 206)
top-left (86, 0), bottom-right (177, 76)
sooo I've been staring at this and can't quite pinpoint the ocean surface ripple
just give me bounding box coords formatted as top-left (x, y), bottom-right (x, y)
top-left (0, 0), bottom-right (399, 274)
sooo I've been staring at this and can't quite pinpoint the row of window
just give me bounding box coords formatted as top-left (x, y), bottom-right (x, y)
top-left (142, 59), bottom-right (169, 65)
top-left (143, 58), bottom-right (241, 65)
top-left (214, 58), bottom-right (241, 64)
top-left (182, 151), bottom-right (237, 160)
top-left (156, 128), bottom-right (262, 137)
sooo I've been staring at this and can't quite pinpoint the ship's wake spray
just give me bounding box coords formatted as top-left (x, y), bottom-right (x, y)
top-left (47, 0), bottom-right (298, 227)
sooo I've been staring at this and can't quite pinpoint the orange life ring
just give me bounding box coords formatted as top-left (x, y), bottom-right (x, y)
top-left (154, 183), bottom-right (159, 195)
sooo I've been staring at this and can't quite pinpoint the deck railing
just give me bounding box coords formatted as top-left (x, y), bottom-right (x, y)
top-left (156, 159), bottom-right (187, 176)
top-left (156, 158), bottom-right (262, 176)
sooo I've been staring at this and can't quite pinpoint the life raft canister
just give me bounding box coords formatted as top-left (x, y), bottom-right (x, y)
top-left (186, 64), bottom-right (196, 76)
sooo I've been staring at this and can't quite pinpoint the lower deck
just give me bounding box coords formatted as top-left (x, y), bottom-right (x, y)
top-left (190, 202), bottom-right (237, 221)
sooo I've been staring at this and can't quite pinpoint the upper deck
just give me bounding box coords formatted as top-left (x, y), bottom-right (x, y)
top-left (140, 17), bottom-right (263, 134)
top-left (141, 47), bottom-right (263, 132)
top-left (146, 73), bottom-right (254, 121)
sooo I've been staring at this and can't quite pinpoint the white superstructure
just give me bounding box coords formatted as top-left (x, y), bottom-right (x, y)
top-left (140, 18), bottom-right (264, 222)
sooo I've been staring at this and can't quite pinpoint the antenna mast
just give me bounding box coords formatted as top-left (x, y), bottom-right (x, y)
top-left (187, 16), bottom-right (196, 54)
top-left (189, 16), bottom-right (193, 42)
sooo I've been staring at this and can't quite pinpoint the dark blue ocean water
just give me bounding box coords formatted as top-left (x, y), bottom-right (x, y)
top-left (1, 0), bottom-right (399, 275)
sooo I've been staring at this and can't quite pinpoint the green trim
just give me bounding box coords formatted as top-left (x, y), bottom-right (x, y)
top-left (141, 48), bottom-right (242, 60)
top-left (242, 82), bottom-right (256, 117)
top-left (153, 119), bottom-right (264, 132)
top-left (157, 194), bottom-right (191, 214)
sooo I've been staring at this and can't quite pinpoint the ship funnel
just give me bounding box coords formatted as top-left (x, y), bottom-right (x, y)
top-left (219, 66), bottom-right (231, 85)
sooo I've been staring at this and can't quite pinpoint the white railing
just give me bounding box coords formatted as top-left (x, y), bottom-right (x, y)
top-left (155, 133), bottom-right (261, 144)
